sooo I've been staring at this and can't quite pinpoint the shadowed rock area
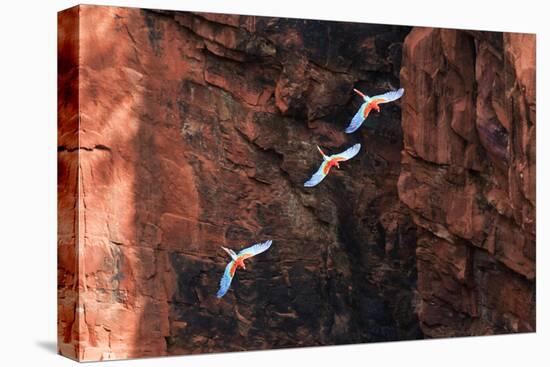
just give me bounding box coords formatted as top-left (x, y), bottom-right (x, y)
top-left (58, 5), bottom-right (535, 361)
top-left (400, 28), bottom-right (535, 336)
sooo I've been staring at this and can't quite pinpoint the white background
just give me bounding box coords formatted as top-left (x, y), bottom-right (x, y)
top-left (0, 0), bottom-right (546, 365)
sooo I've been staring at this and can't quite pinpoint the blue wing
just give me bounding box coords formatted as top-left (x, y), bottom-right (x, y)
top-left (330, 143), bottom-right (361, 161)
top-left (304, 160), bottom-right (329, 187)
top-left (216, 260), bottom-right (236, 298)
top-left (345, 102), bottom-right (368, 134)
top-left (237, 240), bottom-right (273, 258)
top-left (371, 88), bottom-right (404, 104)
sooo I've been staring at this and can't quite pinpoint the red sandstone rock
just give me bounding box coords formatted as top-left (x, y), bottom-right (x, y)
top-left (59, 5), bottom-right (417, 360)
top-left (399, 28), bottom-right (535, 337)
top-left (58, 5), bottom-right (534, 362)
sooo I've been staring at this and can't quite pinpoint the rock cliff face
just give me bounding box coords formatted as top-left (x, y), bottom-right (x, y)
top-left (58, 5), bottom-right (535, 362)
top-left (399, 28), bottom-right (535, 336)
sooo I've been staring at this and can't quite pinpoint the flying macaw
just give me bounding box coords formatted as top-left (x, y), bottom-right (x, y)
top-left (216, 240), bottom-right (273, 298)
top-left (303, 143), bottom-right (361, 187)
top-left (344, 87), bottom-right (404, 134)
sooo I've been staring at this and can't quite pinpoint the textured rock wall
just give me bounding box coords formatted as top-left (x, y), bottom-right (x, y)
top-left (399, 28), bottom-right (535, 337)
top-left (58, 5), bottom-right (536, 362)
top-left (58, 5), bottom-right (419, 361)
top-left (57, 6), bottom-right (81, 360)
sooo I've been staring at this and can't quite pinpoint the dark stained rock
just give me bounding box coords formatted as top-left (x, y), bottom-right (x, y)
top-left (399, 28), bottom-right (535, 337)
top-left (58, 5), bottom-right (534, 362)
top-left (58, 5), bottom-right (417, 360)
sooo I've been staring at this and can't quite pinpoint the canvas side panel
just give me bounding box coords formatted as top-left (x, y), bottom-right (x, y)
top-left (75, 5), bottom-right (161, 361)
top-left (57, 5), bottom-right (81, 362)
top-left (399, 29), bottom-right (535, 336)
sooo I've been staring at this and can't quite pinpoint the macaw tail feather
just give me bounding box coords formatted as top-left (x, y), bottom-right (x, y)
top-left (316, 146), bottom-right (326, 157)
top-left (353, 88), bottom-right (366, 98)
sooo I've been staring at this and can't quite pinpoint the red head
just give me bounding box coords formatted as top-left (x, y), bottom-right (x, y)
top-left (236, 257), bottom-right (246, 270)
top-left (328, 159), bottom-right (341, 169)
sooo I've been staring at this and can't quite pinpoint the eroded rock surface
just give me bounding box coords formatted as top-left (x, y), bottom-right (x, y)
top-left (58, 5), bottom-right (535, 362)
top-left (399, 28), bottom-right (535, 337)
top-left (58, 5), bottom-right (418, 361)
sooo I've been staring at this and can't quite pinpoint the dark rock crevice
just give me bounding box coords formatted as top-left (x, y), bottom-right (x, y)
top-left (58, 5), bottom-right (535, 361)
top-left (400, 28), bottom-right (535, 337)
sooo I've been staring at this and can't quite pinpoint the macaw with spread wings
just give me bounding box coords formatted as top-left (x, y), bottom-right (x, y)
top-left (216, 240), bottom-right (273, 298)
top-left (344, 88), bottom-right (404, 134)
top-left (304, 143), bottom-right (361, 187)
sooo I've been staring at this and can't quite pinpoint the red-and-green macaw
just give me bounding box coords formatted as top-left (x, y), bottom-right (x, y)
top-left (345, 87), bottom-right (404, 133)
top-left (304, 143), bottom-right (361, 187)
top-left (216, 240), bottom-right (273, 298)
